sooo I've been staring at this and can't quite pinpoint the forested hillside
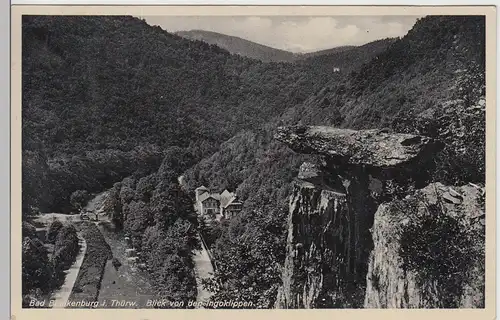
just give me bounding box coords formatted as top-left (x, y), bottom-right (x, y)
top-left (22, 15), bottom-right (337, 215)
top-left (287, 16), bottom-right (485, 129)
top-left (297, 38), bottom-right (396, 74)
top-left (176, 29), bottom-right (395, 70)
top-left (298, 45), bottom-right (355, 58)
top-left (20, 15), bottom-right (344, 305)
top-left (185, 15), bottom-right (486, 307)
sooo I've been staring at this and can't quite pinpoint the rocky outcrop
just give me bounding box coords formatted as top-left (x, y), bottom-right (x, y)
top-left (365, 182), bottom-right (485, 308)
top-left (275, 177), bottom-right (351, 308)
top-left (275, 126), bottom-right (438, 169)
top-left (274, 125), bottom-right (448, 309)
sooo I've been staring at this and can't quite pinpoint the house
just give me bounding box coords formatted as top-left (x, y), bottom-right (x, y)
top-left (198, 193), bottom-right (220, 217)
top-left (223, 199), bottom-right (243, 219)
top-left (195, 186), bottom-right (242, 220)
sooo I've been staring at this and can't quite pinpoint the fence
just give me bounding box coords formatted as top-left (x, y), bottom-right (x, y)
top-left (197, 230), bottom-right (218, 272)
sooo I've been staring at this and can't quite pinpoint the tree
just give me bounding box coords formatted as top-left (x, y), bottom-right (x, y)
top-left (22, 237), bottom-right (54, 295)
top-left (52, 225), bottom-right (80, 273)
top-left (124, 200), bottom-right (154, 248)
top-left (204, 208), bottom-right (287, 308)
top-left (70, 189), bottom-right (90, 212)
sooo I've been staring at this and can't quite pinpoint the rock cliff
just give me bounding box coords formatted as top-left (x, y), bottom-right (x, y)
top-left (365, 182), bottom-right (485, 308)
top-left (274, 125), bottom-right (483, 309)
top-left (274, 126), bottom-right (436, 169)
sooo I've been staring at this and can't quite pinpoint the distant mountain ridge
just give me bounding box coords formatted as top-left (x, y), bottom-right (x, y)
top-left (299, 45), bottom-right (356, 58)
top-left (176, 29), bottom-right (379, 63)
top-left (175, 29), bottom-right (297, 62)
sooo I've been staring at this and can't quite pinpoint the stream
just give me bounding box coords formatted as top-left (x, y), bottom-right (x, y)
top-left (96, 221), bottom-right (156, 308)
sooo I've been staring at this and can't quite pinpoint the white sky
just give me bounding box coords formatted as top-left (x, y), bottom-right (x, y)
top-left (143, 15), bottom-right (421, 53)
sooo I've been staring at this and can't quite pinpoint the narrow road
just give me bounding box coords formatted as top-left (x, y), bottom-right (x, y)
top-left (50, 234), bottom-right (87, 308)
top-left (31, 213), bottom-right (87, 308)
top-left (192, 232), bottom-right (214, 308)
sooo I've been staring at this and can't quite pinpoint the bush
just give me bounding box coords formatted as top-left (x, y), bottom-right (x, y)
top-left (52, 225), bottom-right (80, 273)
top-left (396, 194), bottom-right (482, 308)
top-left (70, 189), bottom-right (91, 212)
top-left (70, 222), bottom-right (112, 303)
top-left (22, 237), bottom-right (54, 295)
top-left (22, 288), bottom-right (47, 308)
top-left (22, 222), bottom-right (37, 239)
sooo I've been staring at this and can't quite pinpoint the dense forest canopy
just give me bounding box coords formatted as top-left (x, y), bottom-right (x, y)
top-left (21, 15), bottom-right (373, 305)
top-left (22, 15), bottom-right (347, 214)
top-left (22, 15), bottom-right (395, 215)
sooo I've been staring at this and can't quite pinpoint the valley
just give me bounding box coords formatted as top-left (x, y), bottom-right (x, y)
top-left (21, 14), bottom-right (486, 309)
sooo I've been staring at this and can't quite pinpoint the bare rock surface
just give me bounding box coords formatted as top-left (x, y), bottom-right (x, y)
top-left (275, 125), bottom-right (439, 168)
top-left (297, 162), bottom-right (323, 184)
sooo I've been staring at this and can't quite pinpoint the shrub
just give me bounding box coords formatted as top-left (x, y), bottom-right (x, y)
top-left (22, 237), bottom-right (54, 294)
top-left (396, 194), bottom-right (482, 308)
top-left (52, 225), bottom-right (80, 273)
top-left (70, 222), bottom-right (113, 303)
top-left (22, 288), bottom-right (47, 308)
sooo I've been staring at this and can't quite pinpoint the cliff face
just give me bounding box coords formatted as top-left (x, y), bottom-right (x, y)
top-left (365, 182), bottom-right (485, 308)
top-left (275, 126), bottom-right (484, 309)
top-left (276, 181), bottom-right (350, 308)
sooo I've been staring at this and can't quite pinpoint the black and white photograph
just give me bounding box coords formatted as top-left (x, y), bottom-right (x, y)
top-left (16, 7), bottom-right (492, 312)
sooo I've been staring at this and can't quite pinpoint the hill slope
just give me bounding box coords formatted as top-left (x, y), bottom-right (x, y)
top-left (176, 29), bottom-right (394, 67)
top-left (290, 16), bottom-right (485, 129)
top-left (297, 38), bottom-right (397, 74)
top-left (176, 29), bottom-right (297, 62)
top-left (22, 15), bottom-right (338, 214)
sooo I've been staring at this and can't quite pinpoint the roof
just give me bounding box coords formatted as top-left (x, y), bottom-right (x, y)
top-left (221, 189), bottom-right (232, 197)
top-left (196, 185), bottom-right (209, 191)
top-left (226, 201), bottom-right (242, 207)
top-left (220, 190), bottom-right (236, 207)
top-left (222, 196), bottom-right (242, 208)
top-left (199, 192), bottom-right (221, 203)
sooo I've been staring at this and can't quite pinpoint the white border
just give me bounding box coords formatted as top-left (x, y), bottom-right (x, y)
top-left (9, 0), bottom-right (500, 5)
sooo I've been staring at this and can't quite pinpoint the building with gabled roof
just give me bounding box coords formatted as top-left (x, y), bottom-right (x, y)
top-left (195, 186), bottom-right (243, 220)
top-left (222, 197), bottom-right (243, 219)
